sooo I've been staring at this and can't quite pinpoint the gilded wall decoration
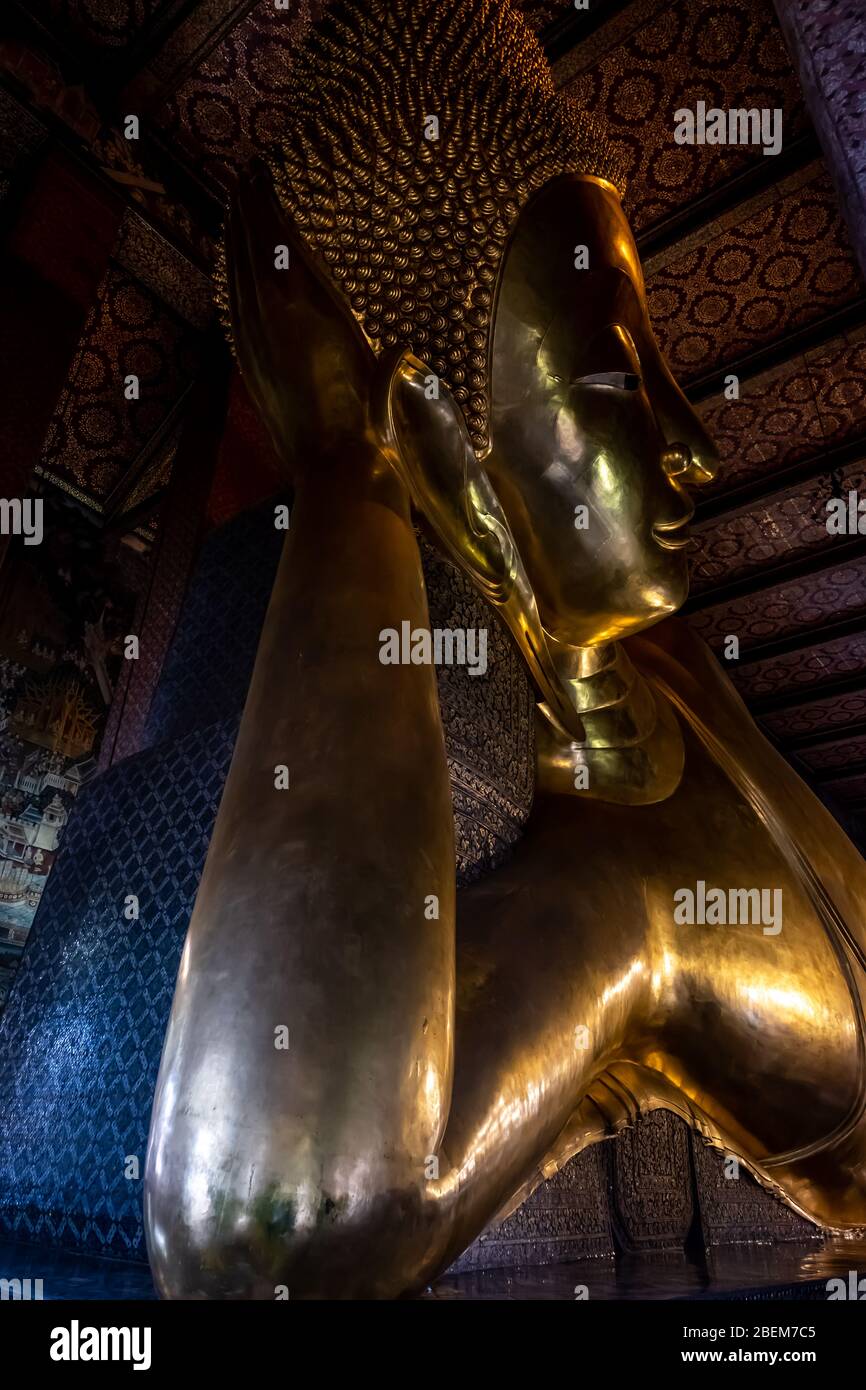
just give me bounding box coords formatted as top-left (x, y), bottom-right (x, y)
top-left (0, 500), bottom-right (142, 1009)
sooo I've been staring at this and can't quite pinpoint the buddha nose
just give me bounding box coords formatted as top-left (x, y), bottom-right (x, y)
top-left (659, 418), bottom-right (719, 488)
top-left (661, 444), bottom-right (692, 479)
top-left (644, 348), bottom-right (721, 487)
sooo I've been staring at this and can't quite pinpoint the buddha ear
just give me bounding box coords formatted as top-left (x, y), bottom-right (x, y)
top-left (374, 349), bottom-right (586, 741)
top-left (373, 349), bottom-right (514, 603)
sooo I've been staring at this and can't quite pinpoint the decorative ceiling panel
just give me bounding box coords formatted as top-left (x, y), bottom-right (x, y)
top-left (37, 264), bottom-right (200, 509)
top-left (817, 773), bottom-right (866, 804)
top-left (801, 734), bottom-right (866, 775)
top-left (555, 0), bottom-right (809, 235)
top-left (689, 457), bottom-right (866, 594)
top-left (135, 0), bottom-right (319, 99)
top-left (25, 0), bottom-right (186, 51)
top-left (644, 164), bottom-right (862, 385)
top-left (114, 209), bottom-right (214, 330)
top-left (698, 326), bottom-right (866, 498)
top-left (729, 631), bottom-right (866, 702)
top-left (774, 0), bottom-right (866, 290)
top-left (154, 3), bottom-right (311, 194)
top-left (761, 689), bottom-right (866, 739)
top-left (686, 556), bottom-right (866, 653)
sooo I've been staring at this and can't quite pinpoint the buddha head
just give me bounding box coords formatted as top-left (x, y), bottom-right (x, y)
top-left (222, 0), bottom-right (718, 708)
top-left (483, 172), bottom-right (718, 649)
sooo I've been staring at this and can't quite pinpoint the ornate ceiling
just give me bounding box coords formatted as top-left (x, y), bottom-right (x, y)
top-left (555, 0), bottom-right (810, 234)
top-left (3, 0), bottom-right (866, 845)
top-left (644, 165), bottom-right (860, 387)
top-left (698, 328), bottom-right (866, 499)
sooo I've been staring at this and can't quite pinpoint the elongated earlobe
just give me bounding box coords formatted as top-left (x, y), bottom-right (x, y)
top-left (375, 348), bottom-right (586, 742)
top-left (374, 349), bottom-right (513, 602)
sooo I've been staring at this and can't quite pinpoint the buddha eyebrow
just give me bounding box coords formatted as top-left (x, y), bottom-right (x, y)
top-left (571, 371), bottom-right (641, 389)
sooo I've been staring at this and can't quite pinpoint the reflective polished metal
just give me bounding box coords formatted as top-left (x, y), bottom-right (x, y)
top-left (145, 0), bottom-right (866, 1298)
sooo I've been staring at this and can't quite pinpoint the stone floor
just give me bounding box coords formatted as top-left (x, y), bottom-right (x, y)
top-left (1, 1236), bottom-right (865, 1301)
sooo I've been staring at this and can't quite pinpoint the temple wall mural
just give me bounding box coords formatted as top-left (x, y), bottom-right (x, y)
top-left (0, 497), bottom-right (145, 1007)
top-left (1, 0), bottom-right (866, 1341)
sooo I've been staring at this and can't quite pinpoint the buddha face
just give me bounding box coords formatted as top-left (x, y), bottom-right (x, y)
top-left (486, 175), bottom-right (718, 647)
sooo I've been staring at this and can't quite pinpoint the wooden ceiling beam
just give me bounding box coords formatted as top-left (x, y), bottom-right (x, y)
top-left (542, 0), bottom-right (635, 62)
top-left (637, 132), bottom-right (821, 261)
top-left (695, 436), bottom-right (866, 524)
top-left (750, 668), bottom-right (866, 717)
top-left (733, 610), bottom-right (866, 667)
top-left (686, 299), bottom-right (866, 404)
top-left (682, 534), bottom-right (866, 613)
top-left (782, 718), bottom-right (866, 753)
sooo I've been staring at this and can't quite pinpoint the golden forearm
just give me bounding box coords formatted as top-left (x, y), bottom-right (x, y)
top-left (145, 446), bottom-right (456, 1298)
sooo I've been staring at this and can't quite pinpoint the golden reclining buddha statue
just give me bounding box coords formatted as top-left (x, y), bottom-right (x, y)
top-left (144, 0), bottom-right (866, 1297)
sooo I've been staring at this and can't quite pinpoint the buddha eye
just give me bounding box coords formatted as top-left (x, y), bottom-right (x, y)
top-left (571, 371), bottom-right (641, 390)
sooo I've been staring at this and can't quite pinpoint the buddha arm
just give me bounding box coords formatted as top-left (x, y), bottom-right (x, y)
top-left (145, 449), bottom-right (456, 1297)
top-left (631, 617), bottom-right (866, 959)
